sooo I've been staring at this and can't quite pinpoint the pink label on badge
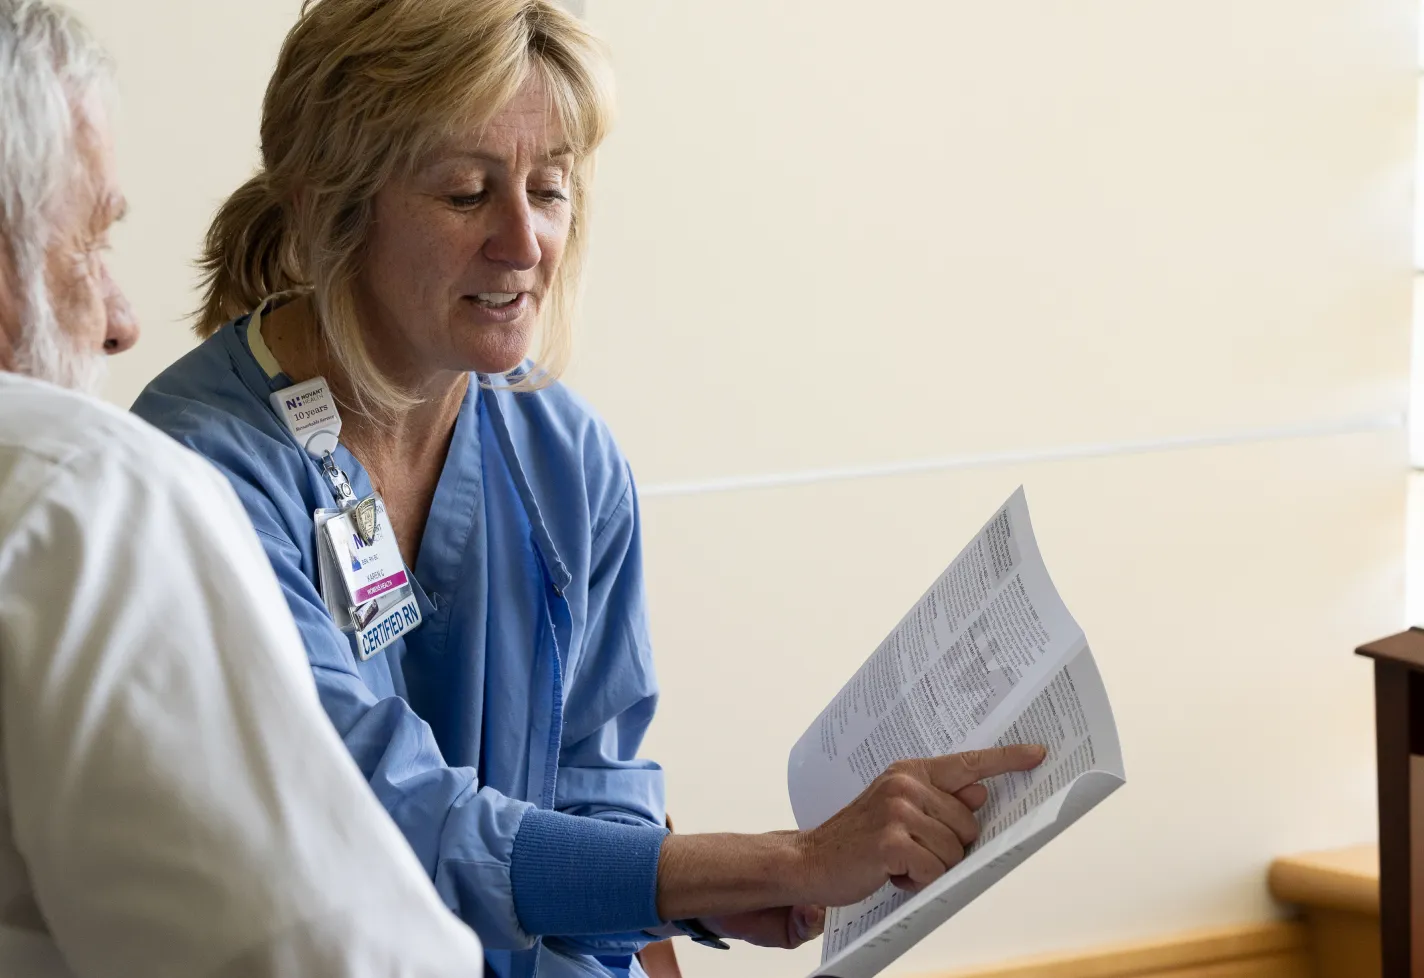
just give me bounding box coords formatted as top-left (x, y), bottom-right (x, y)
top-left (354, 570), bottom-right (408, 605)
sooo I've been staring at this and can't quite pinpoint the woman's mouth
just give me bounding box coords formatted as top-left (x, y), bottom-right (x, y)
top-left (463, 292), bottom-right (531, 323)
top-left (472, 292), bottom-right (521, 309)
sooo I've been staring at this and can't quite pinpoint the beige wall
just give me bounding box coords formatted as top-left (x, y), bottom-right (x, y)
top-left (66, 0), bottom-right (301, 409)
top-left (71, 1), bottom-right (1414, 976)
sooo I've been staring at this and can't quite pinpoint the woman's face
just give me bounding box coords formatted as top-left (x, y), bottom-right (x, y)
top-left (355, 78), bottom-right (573, 380)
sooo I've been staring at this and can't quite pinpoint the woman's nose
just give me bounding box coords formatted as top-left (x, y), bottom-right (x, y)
top-left (482, 197), bottom-right (542, 270)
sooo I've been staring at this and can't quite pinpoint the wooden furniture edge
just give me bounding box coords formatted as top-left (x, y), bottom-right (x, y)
top-left (1356, 627), bottom-right (1424, 671)
top-left (1266, 844), bottom-right (1378, 915)
top-left (1355, 629), bottom-right (1422, 976)
top-left (921, 921), bottom-right (1309, 978)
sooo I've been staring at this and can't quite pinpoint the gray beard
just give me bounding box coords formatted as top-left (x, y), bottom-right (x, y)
top-left (15, 277), bottom-right (108, 396)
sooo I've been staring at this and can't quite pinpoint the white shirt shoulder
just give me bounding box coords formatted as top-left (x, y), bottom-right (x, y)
top-left (0, 373), bottom-right (483, 978)
top-left (0, 372), bottom-right (228, 533)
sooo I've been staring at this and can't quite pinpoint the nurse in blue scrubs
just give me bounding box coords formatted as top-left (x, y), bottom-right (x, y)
top-left (133, 2), bottom-right (1044, 976)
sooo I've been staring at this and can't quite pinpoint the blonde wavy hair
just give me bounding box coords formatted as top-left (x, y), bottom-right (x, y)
top-left (197, 0), bottom-right (613, 412)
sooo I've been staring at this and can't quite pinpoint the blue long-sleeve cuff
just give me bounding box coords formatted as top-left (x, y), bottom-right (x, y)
top-left (511, 808), bottom-right (668, 937)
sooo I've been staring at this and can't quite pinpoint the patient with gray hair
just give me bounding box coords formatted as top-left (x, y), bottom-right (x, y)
top-left (0, 1), bottom-right (487, 974)
top-left (0, 0), bottom-right (129, 388)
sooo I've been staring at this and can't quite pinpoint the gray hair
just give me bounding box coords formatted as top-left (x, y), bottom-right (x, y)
top-left (0, 0), bottom-right (113, 387)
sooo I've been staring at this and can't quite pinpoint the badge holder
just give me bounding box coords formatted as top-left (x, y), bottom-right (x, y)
top-left (270, 376), bottom-right (422, 661)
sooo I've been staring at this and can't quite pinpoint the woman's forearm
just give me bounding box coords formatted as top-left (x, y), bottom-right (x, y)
top-left (655, 832), bottom-right (806, 920)
top-left (652, 747), bottom-right (1047, 925)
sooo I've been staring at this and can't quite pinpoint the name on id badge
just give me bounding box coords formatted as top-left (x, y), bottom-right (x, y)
top-left (317, 494), bottom-right (422, 660)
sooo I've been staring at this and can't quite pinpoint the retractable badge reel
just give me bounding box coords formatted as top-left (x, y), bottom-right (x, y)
top-left (271, 377), bottom-right (422, 661)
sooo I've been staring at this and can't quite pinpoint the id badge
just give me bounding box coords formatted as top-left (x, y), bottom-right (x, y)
top-left (317, 494), bottom-right (422, 660)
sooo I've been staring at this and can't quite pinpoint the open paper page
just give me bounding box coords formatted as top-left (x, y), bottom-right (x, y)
top-left (814, 647), bottom-right (1124, 978)
top-left (785, 489), bottom-right (1125, 978)
top-left (789, 488), bottom-right (1081, 825)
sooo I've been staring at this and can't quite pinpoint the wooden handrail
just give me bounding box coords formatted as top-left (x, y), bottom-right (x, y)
top-left (1267, 844), bottom-right (1379, 916)
top-left (1267, 844), bottom-right (1381, 978)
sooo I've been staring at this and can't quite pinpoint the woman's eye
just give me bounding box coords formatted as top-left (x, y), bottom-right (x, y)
top-left (532, 189), bottom-right (569, 205)
top-left (449, 192), bottom-right (487, 209)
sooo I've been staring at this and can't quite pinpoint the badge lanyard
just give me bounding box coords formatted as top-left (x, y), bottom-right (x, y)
top-left (260, 308), bottom-right (423, 661)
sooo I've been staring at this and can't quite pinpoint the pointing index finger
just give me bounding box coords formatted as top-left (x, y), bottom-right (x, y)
top-left (928, 744), bottom-right (1047, 793)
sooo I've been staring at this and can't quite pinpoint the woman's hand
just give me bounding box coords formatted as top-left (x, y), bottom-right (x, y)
top-left (654, 745), bottom-right (1046, 928)
top-left (703, 905), bottom-right (825, 949)
top-left (790, 745), bottom-right (1046, 909)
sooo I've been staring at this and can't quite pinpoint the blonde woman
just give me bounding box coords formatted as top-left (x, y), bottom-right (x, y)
top-left (134, 3), bottom-right (1044, 977)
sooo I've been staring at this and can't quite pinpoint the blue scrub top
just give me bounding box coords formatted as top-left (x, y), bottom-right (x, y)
top-left (133, 307), bottom-right (669, 978)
